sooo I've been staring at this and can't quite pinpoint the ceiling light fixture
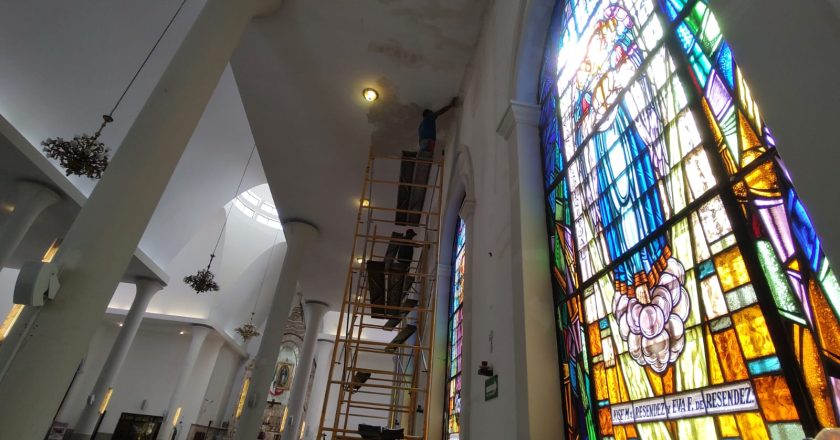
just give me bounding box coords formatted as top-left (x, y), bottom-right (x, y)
top-left (179, 330), bottom-right (185, 335)
top-left (361, 199), bottom-right (370, 207)
top-left (356, 257), bottom-right (364, 264)
top-left (362, 88), bottom-right (379, 102)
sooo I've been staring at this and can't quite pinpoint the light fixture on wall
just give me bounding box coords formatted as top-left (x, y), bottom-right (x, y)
top-left (362, 88), bottom-right (379, 102)
top-left (40, 0), bottom-right (188, 179)
top-left (184, 144), bottom-right (257, 294)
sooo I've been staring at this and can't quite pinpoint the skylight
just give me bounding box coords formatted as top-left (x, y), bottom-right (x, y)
top-left (233, 185), bottom-right (282, 230)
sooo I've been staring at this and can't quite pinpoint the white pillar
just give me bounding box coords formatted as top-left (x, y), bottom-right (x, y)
top-left (0, 180), bottom-right (60, 270)
top-left (236, 221), bottom-right (319, 440)
top-left (0, 2), bottom-right (258, 438)
top-left (304, 338), bottom-right (334, 440)
top-left (72, 278), bottom-right (164, 434)
top-left (158, 325), bottom-right (212, 440)
top-left (496, 101), bottom-right (563, 439)
top-left (427, 263), bottom-right (451, 440)
top-left (286, 300), bottom-right (328, 439)
top-left (216, 356), bottom-right (247, 425)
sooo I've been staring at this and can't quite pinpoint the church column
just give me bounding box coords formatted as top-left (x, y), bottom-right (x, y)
top-left (72, 278), bottom-right (164, 435)
top-left (236, 221), bottom-right (319, 440)
top-left (158, 325), bottom-right (213, 440)
top-left (427, 263), bottom-right (451, 440)
top-left (496, 101), bottom-right (563, 439)
top-left (286, 300), bottom-right (328, 439)
top-left (0, 1), bottom-right (259, 438)
top-left (304, 338), bottom-right (334, 439)
top-left (0, 180), bottom-right (60, 270)
top-left (215, 356), bottom-right (248, 425)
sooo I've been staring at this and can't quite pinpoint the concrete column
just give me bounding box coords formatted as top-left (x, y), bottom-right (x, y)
top-left (0, 180), bottom-right (60, 270)
top-left (286, 300), bottom-right (328, 439)
top-left (0, 1), bottom-right (258, 438)
top-left (158, 325), bottom-right (212, 440)
top-left (427, 263), bottom-right (451, 440)
top-left (304, 338), bottom-right (334, 440)
top-left (216, 356), bottom-right (248, 425)
top-left (72, 278), bottom-right (164, 434)
top-left (236, 221), bottom-right (319, 440)
top-left (496, 101), bottom-right (563, 439)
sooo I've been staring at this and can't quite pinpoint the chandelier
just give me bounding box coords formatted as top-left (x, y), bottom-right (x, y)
top-left (183, 254), bottom-right (220, 294)
top-left (40, 0), bottom-right (187, 178)
top-left (235, 313), bottom-right (261, 342)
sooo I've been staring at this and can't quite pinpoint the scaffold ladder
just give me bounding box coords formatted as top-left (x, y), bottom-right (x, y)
top-left (317, 151), bottom-right (444, 440)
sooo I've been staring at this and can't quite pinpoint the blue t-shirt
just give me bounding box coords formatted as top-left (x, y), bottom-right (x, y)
top-left (418, 114), bottom-right (437, 141)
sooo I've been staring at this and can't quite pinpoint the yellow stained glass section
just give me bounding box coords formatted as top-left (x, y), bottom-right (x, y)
top-left (809, 278), bottom-right (840, 362)
top-left (736, 412), bottom-right (769, 440)
top-left (594, 363), bottom-right (608, 401)
top-left (754, 375), bottom-right (799, 422)
top-left (732, 305), bottom-right (776, 359)
top-left (718, 414), bottom-right (739, 437)
top-left (714, 246), bottom-right (751, 292)
top-left (794, 325), bottom-right (838, 427)
top-left (705, 328), bottom-right (725, 385)
top-left (713, 329), bottom-right (748, 381)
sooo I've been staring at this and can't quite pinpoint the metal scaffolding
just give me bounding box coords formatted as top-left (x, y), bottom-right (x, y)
top-left (317, 152), bottom-right (443, 440)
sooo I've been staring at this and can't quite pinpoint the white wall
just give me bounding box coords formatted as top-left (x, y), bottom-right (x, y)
top-left (431, 0), bottom-right (529, 438)
top-left (54, 318), bottom-right (240, 438)
top-left (435, 0), bottom-right (840, 439)
top-left (0, 268), bottom-right (20, 318)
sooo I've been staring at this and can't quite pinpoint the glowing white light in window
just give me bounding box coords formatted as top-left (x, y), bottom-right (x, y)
top-left (234, 199), bottom-right (254, 218)
top-left (242, 190), bottom-right (260, 205)
top-left (254, 215), bottom-right (282, 230)
top-left (260, 203), bottom-right (277, 216)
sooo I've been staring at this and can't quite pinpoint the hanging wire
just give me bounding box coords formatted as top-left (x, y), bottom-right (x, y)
top-left (210, 144), bottom-right (258, 260)
top-left (108, 0), bottom-right (189, 119)
top-left (41, 0), bottom-right (190, 179)
top-left (252, 227), bottom-right (283, 315)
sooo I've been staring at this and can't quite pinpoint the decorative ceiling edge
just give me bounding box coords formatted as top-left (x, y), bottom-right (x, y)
top-left (104, 308), bottom-right (248, 358)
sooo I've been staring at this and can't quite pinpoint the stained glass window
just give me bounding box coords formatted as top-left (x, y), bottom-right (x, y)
top-left (538, 1), bottom-right (840, 438)
top-left (445, 216), bottom-right (466, 440)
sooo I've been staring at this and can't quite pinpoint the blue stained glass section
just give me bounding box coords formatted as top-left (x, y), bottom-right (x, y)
top-left (748, 356), bottom-right (782, 375)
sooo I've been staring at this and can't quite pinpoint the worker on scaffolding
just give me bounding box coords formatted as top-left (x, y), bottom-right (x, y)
top-left (418, 97), bottom-right (458, 153)
top-left (396, 228), bottom-right (418, 265)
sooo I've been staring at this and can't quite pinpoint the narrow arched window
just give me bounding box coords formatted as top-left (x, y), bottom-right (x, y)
top-left (539, 0), bottom-right (840, 437)
top-left (445, 216), bottom-right (466, 439)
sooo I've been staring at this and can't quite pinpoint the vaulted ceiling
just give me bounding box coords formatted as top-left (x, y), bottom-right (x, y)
top-left (0, 0), bottom-right (488, 327)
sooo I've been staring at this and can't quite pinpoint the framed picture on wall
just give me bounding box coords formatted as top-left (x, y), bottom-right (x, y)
top-left (269, 362), bottom-right (294, 398)
top-left (111, 413), bottom-right (162, 440)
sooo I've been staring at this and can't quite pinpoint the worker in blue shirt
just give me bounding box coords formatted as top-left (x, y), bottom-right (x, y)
top-left (418, 97), bottom-right (458, 153)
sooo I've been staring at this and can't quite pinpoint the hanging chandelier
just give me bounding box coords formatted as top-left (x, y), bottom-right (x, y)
top-left (183, 145), bottom-right (257, 294)
top-left (42, 115), bottom-right (112, 179)
top-left (235, 313), bottom-right (261, 342)
top-left (234, 225), bottom-right (281, 344)
top-left (183, 254), bottom-right (220, 294)
top-left (41, 0), bottom-right (187, 178)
